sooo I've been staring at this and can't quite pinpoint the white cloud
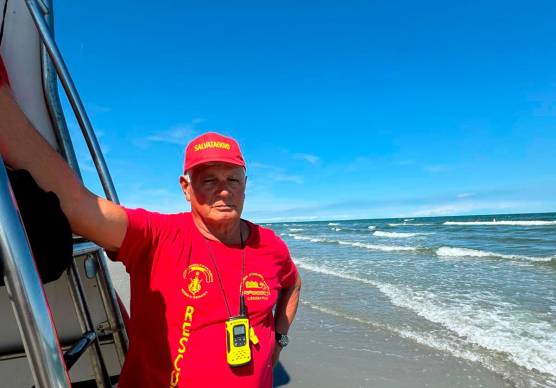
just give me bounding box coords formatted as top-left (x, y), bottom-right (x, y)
top-left (122, 186), bottom-right (188, 213)
top-left (145, 124), bottom-right (198, 146)
top-left (408, 200), bottom-right (526, 217)
top-left (294, 153), bottom-right (320, 165)
top-left (138, 119), bottom-right (205, 147)
top-left (456, 192), bottom-right (475, 198)
top-left (249, 161), bottom-right (304, 184)
top-left (269, 173), bottom-right (304, 184)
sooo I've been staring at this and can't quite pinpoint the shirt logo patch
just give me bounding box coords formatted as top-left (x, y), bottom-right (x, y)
top-left (181, 264), bottom-right (214, 299)
top-left (242, 273), bottom-right (270, 301)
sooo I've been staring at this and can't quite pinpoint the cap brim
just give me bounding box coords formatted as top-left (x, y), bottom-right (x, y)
top-left (185, 158), bottom-right (245, 173)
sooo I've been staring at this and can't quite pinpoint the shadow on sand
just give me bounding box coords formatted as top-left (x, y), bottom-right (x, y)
top-left (273, 362), bottom-right (291, 387)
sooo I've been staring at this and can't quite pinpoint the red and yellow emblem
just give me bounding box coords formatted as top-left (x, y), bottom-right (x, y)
top-left (242, 273), bottom-right (270, 301)
top-left (181, 264), bottom-right (213, 299)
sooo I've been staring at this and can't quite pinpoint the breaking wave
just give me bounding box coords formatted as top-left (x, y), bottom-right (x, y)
top-left (389, 223), bottom-right (429, 226)
top-left (444, 220), bottom-right (556, 226)
top-left (436, 246), bottom-right (555, 263)
top-left (296, 259), bottom-right (556, 382)
top-left (287, 234), bottom-right (417, 252)
top-left (373, 231), bottom-right (427, 238)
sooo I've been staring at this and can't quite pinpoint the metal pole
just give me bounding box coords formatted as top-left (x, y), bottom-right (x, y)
top-left (0, 160), bottom-right (71, 388)
top-left (25, 0), bottom-right (129, 360)
top-left (96, 250), bottom-right (129, 361)
top-left (40, 0), bottom-right (83, 178)
top-left (24, 0), bottom-right (119, 203)
top-left (66, 264), bottom-right (113, 387)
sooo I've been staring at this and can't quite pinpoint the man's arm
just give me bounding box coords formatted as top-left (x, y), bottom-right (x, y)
top-left (273, 274), bottom-right (302, 365)
top-left (0, 84), bottom-right (127, 251)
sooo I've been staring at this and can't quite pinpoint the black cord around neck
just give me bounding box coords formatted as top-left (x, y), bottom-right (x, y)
top-left (204, 222), bottom-right (246, 318)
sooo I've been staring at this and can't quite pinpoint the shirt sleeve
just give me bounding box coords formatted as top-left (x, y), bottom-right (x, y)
top-left (111, 207), bottom-right (160, 273)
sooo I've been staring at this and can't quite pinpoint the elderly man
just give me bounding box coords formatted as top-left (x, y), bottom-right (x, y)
top-left (0, 59), bottom-right (301, 387)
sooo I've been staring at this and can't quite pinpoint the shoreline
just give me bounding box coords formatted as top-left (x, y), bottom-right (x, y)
top-left (276, 304), bottom-right (512, 388)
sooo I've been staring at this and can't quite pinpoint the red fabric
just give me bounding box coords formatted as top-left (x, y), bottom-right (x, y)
top-left (0, 56), bottom-right (10, 88)
top-left (113, 209), bottom-right (297, 388)
top-left (184, 132), bottom-right (246, 173)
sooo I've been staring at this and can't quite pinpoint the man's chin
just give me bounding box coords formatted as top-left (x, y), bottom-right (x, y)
top-left (209, 208), bottom-right (240, 221)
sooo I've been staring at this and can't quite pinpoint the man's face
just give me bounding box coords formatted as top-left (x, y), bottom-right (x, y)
top-left (181, 163), bottom-right (246, 225)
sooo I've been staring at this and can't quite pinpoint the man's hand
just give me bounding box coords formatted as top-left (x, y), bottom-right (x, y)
top-left (272, 344), bottom-right (282, 367)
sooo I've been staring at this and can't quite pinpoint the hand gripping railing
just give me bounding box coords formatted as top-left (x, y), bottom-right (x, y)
top-left (0, 159), bottom-right (71, 388)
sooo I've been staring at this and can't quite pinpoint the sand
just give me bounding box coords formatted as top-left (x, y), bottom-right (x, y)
top-left (275, 306), bottom-right (512, 388)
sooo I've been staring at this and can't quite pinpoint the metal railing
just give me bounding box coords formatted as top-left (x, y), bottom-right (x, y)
top-left (0, 159), bottom-right (71, 388)
top-left (26, 0), bottom-right (129, 357)
top-left (0, 0), bottom-right (130, 386)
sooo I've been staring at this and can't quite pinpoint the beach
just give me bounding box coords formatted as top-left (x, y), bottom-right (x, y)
top-left (277, 305), bottom-right (510, 388)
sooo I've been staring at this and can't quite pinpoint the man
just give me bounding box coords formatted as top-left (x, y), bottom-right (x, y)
top-left (0, 58), bottom-right (301, 387)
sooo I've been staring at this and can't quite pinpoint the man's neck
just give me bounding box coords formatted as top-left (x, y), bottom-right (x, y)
top-left (192, 213), bottom-right (248, 245)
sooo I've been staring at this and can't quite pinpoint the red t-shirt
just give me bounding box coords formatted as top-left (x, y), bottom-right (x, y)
top-left (113, 209), bottom-right (298, 388)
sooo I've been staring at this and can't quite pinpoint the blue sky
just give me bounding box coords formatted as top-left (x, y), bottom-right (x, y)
top-left (55, 0), bottom-right (556, 222)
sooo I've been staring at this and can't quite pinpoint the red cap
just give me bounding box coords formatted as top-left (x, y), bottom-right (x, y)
top-left (184, 132), bottom-right (246, 173)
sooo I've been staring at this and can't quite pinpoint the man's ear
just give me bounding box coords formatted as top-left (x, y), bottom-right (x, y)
top-left (179, 175), bottom-right (192, 202)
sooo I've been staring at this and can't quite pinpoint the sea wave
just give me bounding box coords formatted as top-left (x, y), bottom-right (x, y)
top-left (436, 246), bottom-right (555, 263)
top-left (296, 260), bottom-right (556, 380)
top-left (444, 220), bottom-right (556, 226)
top-left (378, 285), bottom-right (556, 378)
top-left (373, 231), bottom-right (427, 238)
top-left (328, 222), bottom-right (340, 226)
top-left (299, 300), bottom-right (513, 383)
top-left (287, 234), bottom-right (416, 252)
top-left (331, 227), bottom-right (342, 231)
top-left (367, 225), bottom-right (376, 230)
top-left (388, 223), bottom-right (429, 226)
top-left (288, 228), bottom-right (304, 232)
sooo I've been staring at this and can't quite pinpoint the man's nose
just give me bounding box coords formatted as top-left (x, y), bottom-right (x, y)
top-left (215, 180), bottom-right (231, 196)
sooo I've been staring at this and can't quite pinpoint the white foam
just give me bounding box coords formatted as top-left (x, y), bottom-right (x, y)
top-left (444, 220), bottom-right (556, 226)
top-left (300, 300), bottom-right (491, 368)
top-left (288, 228), bottom-right (304, 232)
top-left (373, 230), bottom-right (425, 238)
top-left (389, 223), bottom-right (429, 226)
top-left (436, 246), bottom-right (555, 263)
top-left (331, 227), bottom-right (342, 231)
top-left (328, 222), bottom-right (340, 226)
top-left (367, 225), bottom-right (376, 230)
top-left (338, 241), bottom-right (417, 252)
top-left (287, 234), bottom-right (326, 243)
top-left (287, 234), bottom-right (417, 252)
top-left (377, 285), bottom-right (556, 377)
top-left (297, 260), bottom-right (556, 378)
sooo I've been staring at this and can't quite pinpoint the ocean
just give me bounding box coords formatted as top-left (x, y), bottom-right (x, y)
top-left (268, 212), bottom-right (556, 387)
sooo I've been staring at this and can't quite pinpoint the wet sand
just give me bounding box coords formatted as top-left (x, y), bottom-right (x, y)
top-left (276, 306), bottom-right (511, 388)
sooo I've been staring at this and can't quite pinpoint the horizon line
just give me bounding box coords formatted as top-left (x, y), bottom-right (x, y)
top-left (257, 210), bottom-right (556, 224)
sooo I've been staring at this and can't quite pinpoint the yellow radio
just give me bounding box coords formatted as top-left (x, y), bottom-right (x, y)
top-left (225, 316), bottom-right (251, 367)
